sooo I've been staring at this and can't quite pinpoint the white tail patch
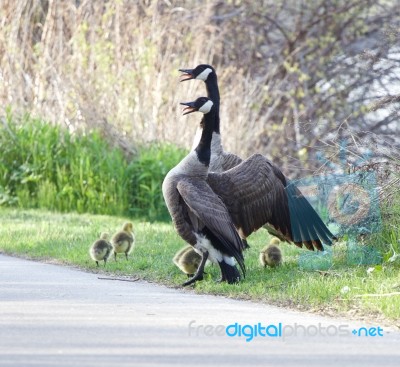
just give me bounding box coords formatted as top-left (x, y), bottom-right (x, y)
top-left (223, 255), bottom-right (236, 266)
top-left (197, 68), bottom-right (213, 81)
top-left (194, 233), bottom-right (222, 264)
top-left (193, 233), bottom-right (237, 267)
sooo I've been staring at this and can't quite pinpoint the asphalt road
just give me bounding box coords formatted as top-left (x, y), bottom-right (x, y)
top-left (0, 254), bottom-right (399, 367)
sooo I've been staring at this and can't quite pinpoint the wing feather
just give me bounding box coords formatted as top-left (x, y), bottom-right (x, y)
top-left (176, 179), bottom-right (246, 275)
top-left (221, 152), bottom-right (243, 171)
top-left (208, 154), bottom-right (292, 239)
top-left (208, 154), bottom-right (336, 250)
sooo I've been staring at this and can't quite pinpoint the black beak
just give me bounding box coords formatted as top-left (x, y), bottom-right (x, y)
top-left (180, 101), bottom-right (197, 115)
top-left (179, 68), bottom-right (195, 82)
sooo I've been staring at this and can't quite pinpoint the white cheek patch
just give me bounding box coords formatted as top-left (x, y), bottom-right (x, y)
top-left (199, 100), bottom-right (213, 114)
top-left (197, 68), bottom-right (213, 81)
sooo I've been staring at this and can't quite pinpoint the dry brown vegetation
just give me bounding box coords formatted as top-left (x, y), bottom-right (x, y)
top-left (1, 0), bottom-right (399, 175)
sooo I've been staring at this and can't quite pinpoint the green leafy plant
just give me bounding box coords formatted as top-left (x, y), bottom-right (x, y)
top-left (0, 112), bottom-right (187, 220)
top-left (129, 143), bottom-right (187, 221)
top-left (0, 112), bottom-right (132, 215)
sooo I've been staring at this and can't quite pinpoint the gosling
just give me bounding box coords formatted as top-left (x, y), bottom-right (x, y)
top-left (111, 222), bottom-right (135, 261)
top-left (269, 237), bottom-right (280, 246)
top-left (173, 245), bottom-right (202, 277)
top-left (89, 232), bottom-right (113, 267)
top-left (259, 237), bottom-right (283, 268)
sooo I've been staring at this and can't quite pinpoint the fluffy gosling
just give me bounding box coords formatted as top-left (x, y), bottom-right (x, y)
top-left (89, 232), bottom-right (113, 267)
top-left (111, 222), bottom-right (135, 261)
top-left (173, 245), bottom-right (202, 277)
top-left (269, 237), bottom-right (281, 246)
top-left (259, 237), bottom-right (282, 267)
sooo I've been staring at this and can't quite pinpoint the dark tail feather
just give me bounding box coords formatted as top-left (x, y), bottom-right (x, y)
top-left (287, 184), bottom-right (312, 242)
top-left (202, 226), bottom-right (246, 277)
top-left (286, 182), bottom-right (336, 250)
top-left (219, 260), bottom-right (241, 284)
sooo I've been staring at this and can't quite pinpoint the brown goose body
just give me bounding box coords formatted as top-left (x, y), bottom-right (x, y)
top-left (90, 232), bottom-right (113, 267)
top-left (162, 152), bottom-right (246, 283)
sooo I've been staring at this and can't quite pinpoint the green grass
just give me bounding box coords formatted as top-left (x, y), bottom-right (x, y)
top-left (1, 208), bottom-right (399, 323)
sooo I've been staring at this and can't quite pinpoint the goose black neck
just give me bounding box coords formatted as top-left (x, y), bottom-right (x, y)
top-left (195, 108), bottom-right (216, 166)
top-left (205, 74), bottom-right (220, 134)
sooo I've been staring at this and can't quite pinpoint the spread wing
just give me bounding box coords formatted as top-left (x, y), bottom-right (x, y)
top-left (176, 179), bottom-right (245, 275)
top-left (208, 154), bottom-right (291, 240)
top-left (285, 181), bottom-right (336, 249)
top-left (208, 154), bottom-right (336, 250)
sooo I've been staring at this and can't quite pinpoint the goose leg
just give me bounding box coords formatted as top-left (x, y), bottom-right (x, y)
top-left (187, 271), bottom-right (207, 278)
top-left (182, 251), bottom-right (209, 287)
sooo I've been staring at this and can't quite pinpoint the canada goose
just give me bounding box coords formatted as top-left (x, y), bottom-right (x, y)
top-left (260, 238), bottom-right (282, 267)
top-left (89, 232), bottom-right (113, 267)
top-left (111, 222), bottom-right (135, 261)
top-left (179, 96), bottom-right (336, 251)
top-left (179, 64), bottom-right (242, 172)
top-left (173, 245), bottom-right (202, 277)
top-left (162, 97), bottom-right (247, 286)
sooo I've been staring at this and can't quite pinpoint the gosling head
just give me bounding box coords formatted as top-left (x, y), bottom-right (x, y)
top-left (100, 232), bottom-right (110, 240)
top-left (179, 64), bottom-right (216, 82)
top-left (122, 222), bottom-right (133, 232)
top-left (269, 237), bottom-right (281, 246)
